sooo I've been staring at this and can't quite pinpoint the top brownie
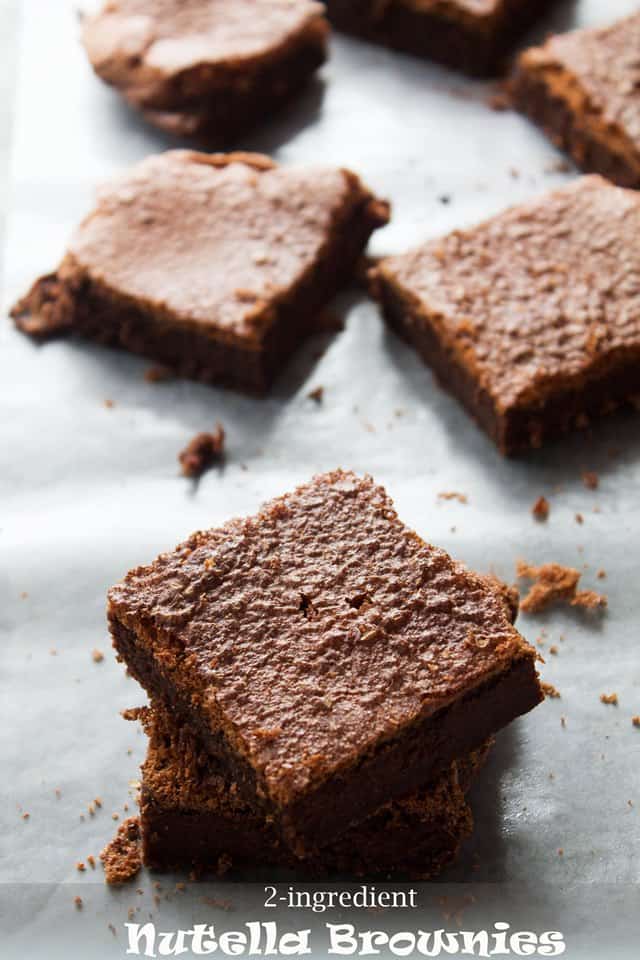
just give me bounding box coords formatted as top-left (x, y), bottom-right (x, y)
top-left (372, 176), bottom-right (640, 454)
top-left (81, 0), bottom-right (328, 111)
top-left (512, 12), bottom-right (640, 187)
top-left (108, 470), bottom-right (541, 851)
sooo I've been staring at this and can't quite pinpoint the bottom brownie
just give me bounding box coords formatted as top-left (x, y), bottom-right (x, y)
top-left (138, 706), bottom-right (490, 879)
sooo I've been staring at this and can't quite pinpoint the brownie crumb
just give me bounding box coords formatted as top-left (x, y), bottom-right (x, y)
top-left (632, 716), bottom-right (640, 728)
top-left (532, 496), bottom-right (550, 521)
top-left (100, 817), bottom-right (142, 885)
top-left (108, 924), bottom-right (117, 936)
top-left (74, 896), bottom-right (83, 909)
top-left (575, 513), bottom-right (584, 525)
top-left (308, 386), bottom-right (324, 404)
top-left (600, 692), bottom-right (619, 706)
top-left (76, 861), bottom-right (86, 872)
top-left (541, 681), bottom-right (561, 699)
top-left (438, 491), bottom-right (468, 504)
top-left (144, 365), bottom-right (172, 383)
top-left (549, 645), bottom-right (558, 655)
top-left (104, 399), bottom-right (115, 410)
top-left (179, 424), bottom-right (225, 478)
top-left (597, 569), bottom-right (607, 580)
top-left (87, 855), bottom-right (96, 869)
top-left (582, 471), bottom-right (599, 490)
top-left (517, 561), bottom-right (606, 613)
top-left (91, 649), bottom-right (104, 663)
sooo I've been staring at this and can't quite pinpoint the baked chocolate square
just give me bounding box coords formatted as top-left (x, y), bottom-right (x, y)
top-left (511, 13), bottom-right (640, 188)
top-left (138, 704), bottom-right (490, 879)
top-left (11, 151), bottom-right (388, 394)
top-left (324, 0), bottom-right (557, 77)
top-left (81, 0), bottom-right (329, 143)
top-left (108, 470), bottom-right (541, 853)
top-left (371, 176), bottom-right (640, 454)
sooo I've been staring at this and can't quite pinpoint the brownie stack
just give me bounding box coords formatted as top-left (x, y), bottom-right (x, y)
top-left (109, 471), bottom-right (543, 878)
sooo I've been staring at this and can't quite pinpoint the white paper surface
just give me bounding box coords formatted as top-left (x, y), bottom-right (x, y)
top-left (1, 1), bottom-right (639, 957)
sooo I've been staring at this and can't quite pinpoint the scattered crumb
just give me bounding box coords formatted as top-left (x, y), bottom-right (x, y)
top-left (307, 386), bottom-right (324, 404)
top-left (108, 924), bottom-right (117, 937)
top-left (517, 561), bottom-right (606, 613)
top-left (100, 817), bottom-right (142, 885)
top-left (91, 649), bottom-right (104, 663)
top-left (541, 681), bottom-right (561, 699)
top-left (438, 491), bottom-right (468, 504)
top-left (112, 812), bottom-right (120, 821)
top-left (632, 717), bottom-right (640, 728)
top-left (546, 158), bottom-right (572, 174)
top-left (87, 855), bottom-right (96, 869)
top-left (558, 848), bottom-right (564, 857)
top-left (55, 789), bottom-right (61, 798)
top-left (22, 812), bottom-right (30, 820)
top-left (50, 648), bottom-right (57, 656)
top-left (600, 692), bottom-right (618, 706)
top-left (549, 645), bottom-right (559, 655)
top-left (532, 496), bottom-right (550, 521)
top-left (20, 591), bottom-right (28, 599)
top-left (144, 364), bottom-right (172, 383)
top-left (597, 569), bottom-right (607, 580)
top-left (485, 86), bottom-right (512, 113)
top-left (74, 896), bottom-right (83, 909)
top-left (582, 471), bottom-right (599, 490)
top-left (94, 797), bottom-right (102, 808)
top-left (104, 399), bottom-right (114, 409)
top-left (76, 862), bottom-right (85, 872)
top-left (179, 424), bottom-right (225, 478)
top-left (561, 716), bottom-right (567, 728)
top-left (575, 513), bottom-right (584, 525)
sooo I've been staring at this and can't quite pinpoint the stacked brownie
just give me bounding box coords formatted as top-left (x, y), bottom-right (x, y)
top-left (109, 470), bottom-right (543, 877)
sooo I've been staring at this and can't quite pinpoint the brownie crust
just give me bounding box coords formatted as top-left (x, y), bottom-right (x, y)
top-left (108, 470), bottom-right (541, 853)
top-left (138, 705), bottom-right (491, 878)
top-left (511, 13), bottom-right (640, 188)
top-left (325, 0), bottom-right (558, 77)
top-left (11, 152), bottom-right (389, 393)
top-left (82, 0), bottom-right (329, 142)
top-left (372, 176), bottom-right (640, 454)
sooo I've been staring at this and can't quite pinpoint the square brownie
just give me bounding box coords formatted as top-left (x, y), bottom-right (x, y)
top-left (511, 13), bottom-right (640, 188)
top-left (81, 0), bottom-right (329, 143)
top-left (11, 151), bottom-right (388, 394)
top-left (324, 0), bottom-right (558, 77)
top-left (371, 176), bottom-right (640, 455)
top-left (108, 470), bottom-right (541, 853)
top-left (138, 704), bottom-right (490, 878)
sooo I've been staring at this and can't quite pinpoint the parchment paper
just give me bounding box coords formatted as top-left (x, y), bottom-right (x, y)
top-left (1, 1), bottom-right (638, 957)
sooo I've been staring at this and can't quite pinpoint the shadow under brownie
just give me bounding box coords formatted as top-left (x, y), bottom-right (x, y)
top-left (108, 470), bottom-right (542, 855)
top-left (138, 705), bottom-right (492, 879)
top-left (81, 0), bottom-right (329, 143)
top-left (11, 151), bottom-right (388, 394)
top-left (511, 12), bottom-right (640, 188)
top-left (324, 0), bottom-right (559, 77)
top-left (371, 175), bottom-right (640, 455)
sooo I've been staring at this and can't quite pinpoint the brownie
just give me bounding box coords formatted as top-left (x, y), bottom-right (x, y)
top-left (511, 13), bottom-right (640, 188)
top-left (81, 0), bottom-right (329, 143)
top-left (11, 151), bottom-right (388, 394)
top-left (371, 176), bottom-right (640, 455)
top-left (139, 704), bottom-right (491, 878)
top-left (324, 0), bottom-right (558, 77)
top-left (108, 470), bottom-right (542, 853)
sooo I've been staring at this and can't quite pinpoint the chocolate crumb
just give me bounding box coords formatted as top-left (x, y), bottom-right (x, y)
top-left (87, 855), bottom-right (96, 869)
top-left (76, 862), bottom-right (86, 872)
top-left (600, 692), bottom-right (618, 706)
top-left (308, 386), bottom-right (324, 404)
top-left (438, 491), bottom-right (468, 504)
top-left (575, 513), bottom-right (584, 525)
top-left (100, 817), bottom-right (142, 885)
top-left (549, 644), bottom-right (558, 655)
top-left (517, 561), bottom-right (606, 613)
top-left (532, 496), bottom-right (550, 521)
top-left (541, 681), bottom-right (561, 699)
top-left (179, 424), bottom-right (225, 478)
top-left (582, 471), bottom-right (599, 490)
top-left (597, 569), bottom-right (607, 580)
top-left (91, 649), bottom-right (104, 663)
top-left (144, 364), bottom-right (172, 383)
top-left (632, 716), bottom-right (640, 728)
top-left (74, 896), bottom-right (83, 909)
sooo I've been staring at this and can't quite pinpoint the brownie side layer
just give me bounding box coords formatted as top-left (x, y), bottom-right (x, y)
top-left (138, 706), bottom-right (489, 878)
top-left (112, 616), bottom-right (540, 854)
top-left (376, 274), bottom-right (640, 455)
top-left (325, 0), bottom-right (557, 77)
top-left (510, 63), bottom-right (640, 189)
top-left (12, 191), bottom-right (385, 394)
